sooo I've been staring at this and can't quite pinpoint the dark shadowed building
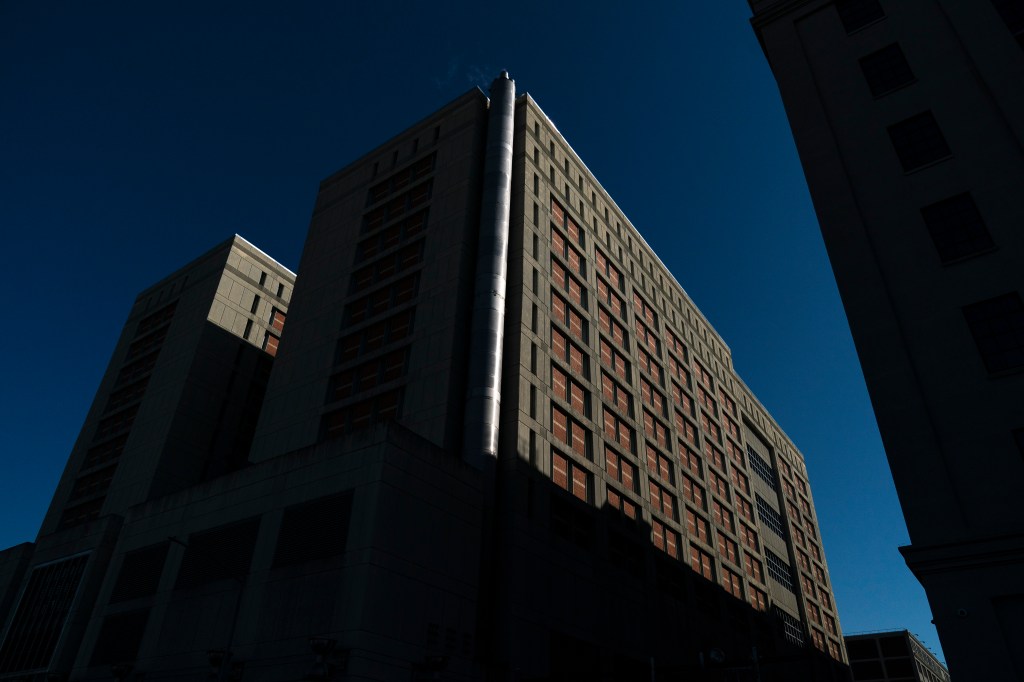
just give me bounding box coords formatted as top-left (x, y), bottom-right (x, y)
top-left (0, 74), bottom-right (850, 681)
top-left (750, 1), bottom-right (1024, 679)
top-left (845, 630), bottom-right (949, 682)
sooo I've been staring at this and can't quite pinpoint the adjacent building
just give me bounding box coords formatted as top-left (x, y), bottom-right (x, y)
top-left (0, 74), bottom-right (848, 681)
top-left (750, 0), bottom-right (1024, 679)
top-left (845, 630), bottom-right (950, 682)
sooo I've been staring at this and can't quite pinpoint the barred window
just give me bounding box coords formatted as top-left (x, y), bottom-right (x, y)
top-left (774, 607), bottom-right (805, 646)
top-left (747, 447), bottom-right (776, 486)
top-left (756, 495), bottom-right (787, 539)
top-left (765, 551), bottom-right (796, 594)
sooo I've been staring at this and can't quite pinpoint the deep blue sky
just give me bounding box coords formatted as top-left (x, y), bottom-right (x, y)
top-left (0, 0), bottom-right (944, 663)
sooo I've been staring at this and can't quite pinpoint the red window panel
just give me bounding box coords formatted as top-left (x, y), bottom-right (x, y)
top-left (811, 629), bottom-right (826, 652)
top-left (818, 587), bottom-right (833, 611)
top-left (553, 327), bottom-right (588, 378)
top-left (633, 291), bottom-right (657, 327)
top-left (552, 229), bottom-right (566, 257)
top-left (270, 308), bottom-right (286, 332)
top-left (797, 550), bottom-right (810, 573)
top-left (552, 450), bottom-right (569, 491)
top-left (718, 534), bottom-right (739, 566)
top-left (718, 389), bottom-right (736, 417)
top-left (607, 487), bottom-right (639, 520)
top-left (781, 479), bottom-right (795, 500)
top-left (597, 277), bottom-right (627, 320)
top-left (682, 475), bottom-right (706, 510)
top-left (736, 496), bottom-right (754, 523)
top-left (722, 567), bottom-right (743, 599)
top-left (725, 415), bottom-right (740, 441)
top-left (697, 386), bottom-right (716, 416)
top-left (606, 446), bottom-right (638, 492)
top-left (652, 519), bottom-right (681, 559)
top-left (712, 499), bottom-right (735, 534)
top-left (730, 468), bottom-right (750, 497)
top-left (700, 412), bottom-right (722, 445)
top-left (600, 337), bottom-right (630, 382)
top-left (603, 407), bottom-right (634, 453)
top-left (263, 333), bottom-right (280, 357)
top-left (810, 542), bottom-right (822, 563)
top-left (802, 573), bottom-right (816, 595)
top-left (679, 443), bottom-right (703, 479)
top-left (572, 466), bottom-right (588, 501)
top-left (640, 376), bottom-right (666, 417)
top-left (595, 248), bottom-right (623, 291)
top-left (806, 520), bottom-right (817, 541)
top-left (599, 307), bottom-right (627, 348)
top-left (551, 199), bottom-right (565, 227)
top-left (636, 318), bottom-right (660, 354)
top-left (827, 639), bottom-right (842, 662)
top-left (553, 407), bottom-right (569, 445)
top-left (690, 545), bottom-right (714, 581)
top-left (814, 564), bottom-right (827, 583)
top-left (796, 475), bottom-right (807, 496)
top-left (647, 445), bottom-right (673, 484)
top-left (642, 410), bottom-right (668, 449)
top-left (666, 330), bottom-right (687, 361)
top-left (800, 496), bottom-right (812, 517)
top-left (637, 345), bottom-right (663, 384)
top-left (686, 509), bottom-right (711, 545)
top-left (709, 470), bottom-right (729, 500)
top-left (726, 441), bottom-right (744, 469)
top-left (788, 502), bottom-right (801, 523)
top-left (808, 602), bottom-right (822, 625)
top-left (794, 526), bottom-right (806, 548)
top-left (740, 523), bottom-right (759, 552)
top-left (566, 216), bottom-right (581, 244)
top-left (744, 554), bottom-right (764, 583)
top-left (704, 442), bottom-right (725, 471)
top-left (601, 372), bottom-right (631, 416)
top-left (749, 586), bottom-right (768, 611)
top-left (694, 361), bottom-right (713, 390)
top-left (675, 412), bottom-right (698, 447)
top-left (671, 383), bottom-right (694, 417)
top-left (667, 355), bottom-right (691, 388)
top-left (649, 481), bottom-right (676, 520)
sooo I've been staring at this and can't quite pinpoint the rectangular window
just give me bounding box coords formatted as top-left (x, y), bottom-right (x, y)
top-left (676, 412), bottom-right (698, 447)
top-left (552, 406), bottom-right (590, 459)
top-left (765, 550), bottom-right (796, 593)
top-left (739, 522), bottom-right (759, 552)
top-left (717, 534), bottom-right (739, 567)
top-left (887, 112), bottom-right (952, 172)
top-left (736, 495), bottom-right (754, 524)
top-left (176, 518), bottom-right (260, 589)
top-left (963, 292), bottom-right (1024, 373)
top-left (552, 226), bottom-right (586, 278)
top-left (642, 410), bottom-right (669, 449)
top-left (598, 306), bottom-right (628, 349)
top-left (637, 345), bottom-right (663, 385)
top-left (552, 363), bottom-right (588, 417)
top-left (722, 567), bottom-right (743, 599)
top-left (601, 371), bottom-right (632, 416)
top-left (859, 44), bottom-right (915, 97)
top-left (667, 355), bottom-right (691, 389)
top-left (747, 447), bottom-right (776, 486)
top-left (690, 544), bottom-right (714, 581)
top-left (744, 554), bottom-right (764, 584)
top-left (749, 585), bottom-right (768, 612)
top-left (686, 509), bottom-right (711, 545)
top-left (666, 329), bottom-right (687, 361)
top-left (921, 193), bottom-right (995, 263)
top-left (756, 495), bottom-right (787, 539)
top-left (712, 499), bottom-right (735, 534)
top-left (606, 486), bottom-right (640, 520)
top-left (647, 445), bottom-right (674, 484)
top-left (270, 308), bottom-right (286, 332)
top-left (682, 474), bottom-right (706, 510)
top-left (679, 443), bottom-right (703, 478)
top-left (599, 337), bottom-right (631, 382)
top-left (595, 249), bottom-right (624, 291)
top-left (632, 291), bottom-right (657, 327)
top-left (597, 276), bottom-right (627, 320)
top-left (651, 477), bottom-right (675, 520)
top-left (709, 470), bottom-right (730, 501)
top-left (606, 446), bottom-right (639, 493)
top-left (652, 519), bottom-right (681, 559)
top-left (693, 361), bottom-right (713, 390)
top-left (835, 0), bottom-right (885, 33)
top-left (552, 291), bottom-right (587, 343)
top-left (551, 259), bottom-right (587, 309)
top-left (273, 492), bottom-right (353, 568)
top-left (552, 326), bottom-right (589, 379)
top-left (551, 449), bottom-right (591, 502)
top-left (602, 407), bottom-right (635, 453)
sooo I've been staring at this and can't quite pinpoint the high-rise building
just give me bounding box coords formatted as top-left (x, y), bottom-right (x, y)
top-left (0, 235), bottom-right (295, 677)
top-left (0, 74), bottom-right (847, 681)
top-left (749, 1), bottom-right (1024, 678)
top-left (845, 630), bottom-right (950, 682)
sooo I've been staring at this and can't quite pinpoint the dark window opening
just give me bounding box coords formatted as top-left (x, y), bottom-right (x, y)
top-left (887, 112), bottom-right (952, 172)
top-left (859, 44), bottom-right (915, 97)
top-left (836, 0), bottom-right (885, 33)
top-left (963, 293), bottom-right (1024, 373)
top-left (921, 193), bottom-right (995, 263)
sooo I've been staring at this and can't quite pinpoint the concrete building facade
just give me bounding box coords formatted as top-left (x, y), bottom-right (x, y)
top-left (749, 1), bottom-right (1024, 679)
top-left (845, 630), bottom-right (950, 682)
top-left (1, 75), bottom-right (848, 681)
